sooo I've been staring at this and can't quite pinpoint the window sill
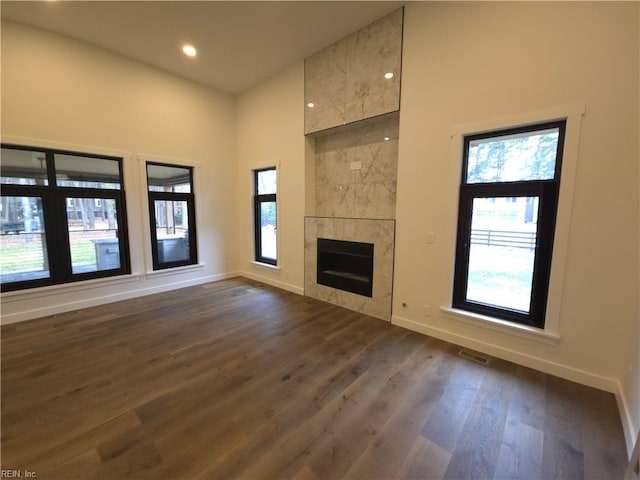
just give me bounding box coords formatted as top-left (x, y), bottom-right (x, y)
top-left (2, 273), bottom-right (142, 302)
top-left (251, 261), bottom-right (281, 271)
top-left (440, 307), bottom-right (560, 346)
top-left (145, 263), bottom-right (205, 279)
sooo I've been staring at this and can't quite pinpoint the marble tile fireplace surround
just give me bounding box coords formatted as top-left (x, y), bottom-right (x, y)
top-left (303, 8), bottom-right (402, 322)
top-left (304, 110), bottom-right (399, 321)
top-left (305, 217), bottom-right (395, 321)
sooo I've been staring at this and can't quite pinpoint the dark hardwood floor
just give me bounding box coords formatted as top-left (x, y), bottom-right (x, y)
top-left (1, 277), bottom-right (627, 479)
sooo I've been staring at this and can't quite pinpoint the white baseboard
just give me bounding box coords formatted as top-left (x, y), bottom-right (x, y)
top-left (1, 271), bottom-right (239, 325)
top-left (392, 314), bottom-right (618, 392)
top-left (616, 379), bottom-right (639, 459)
top-left (392, 314), bottom-right (640, 455)
top-left (0, 269), bottom-right (303, 325)
top-left (238, 270), bottom-right (304, 296)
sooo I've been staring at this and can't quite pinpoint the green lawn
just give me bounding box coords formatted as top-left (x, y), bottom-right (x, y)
top-left (467, 244), bottom-right (534, 312)
top-left (1, 240), bottom-right (96, 272)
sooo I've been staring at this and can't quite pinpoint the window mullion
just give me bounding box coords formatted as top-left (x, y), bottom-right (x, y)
top-left (529, 182), bottom-right (560, 325)
top-left (148, 196), bottom-right (161, 271)
top-left (46, 151), bottom-right (56, 186)
top-left (254, 195), bottom-right (262, 262)
top-left (48, 191), bottom-right (73, 280)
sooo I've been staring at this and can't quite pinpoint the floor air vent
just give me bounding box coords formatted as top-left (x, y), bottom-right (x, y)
top-left (458, 349), bottom-right (490, 365)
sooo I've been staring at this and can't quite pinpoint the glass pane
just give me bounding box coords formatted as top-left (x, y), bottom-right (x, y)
top-left (153, 200), bottom-right (191, 263)
top-left (1, 148), bottom-right (48, 185)
top-left (67, 198), bottom-right (120, 273)
top-left (260, 201), bottom-right (277, 260)
top-left (1, 197), bottom-right (50, 283)
top-left (147, 164), bottom-right (191, 193)
top-left (466, 196), bottom-right (539, 313)
top-left (55, 154), bottom-right (121, 189)
top-left (257, 169), bottom-right (276, 195)
top-left (466, 127), bottom-right (560, 183)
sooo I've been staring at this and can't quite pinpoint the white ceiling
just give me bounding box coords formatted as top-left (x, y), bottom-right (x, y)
top-left (1, 1), bottom-right (404, 95)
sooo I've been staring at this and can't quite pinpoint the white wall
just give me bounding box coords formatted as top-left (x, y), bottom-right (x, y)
top-left (235, 63), bottom-right (306, 294)
top-left (393, 2), bottom-right (639, 452)
top-left (2, 3), bottom-right (638, 456)
top-left (1, 21), bottom-right (238, 322)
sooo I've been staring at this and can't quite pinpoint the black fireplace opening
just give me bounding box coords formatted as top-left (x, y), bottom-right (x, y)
top-left (317, 238), bottom-right (374, 297)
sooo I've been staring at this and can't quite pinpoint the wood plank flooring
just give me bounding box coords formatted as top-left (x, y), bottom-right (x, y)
top-left (1, 277), bottom-right (628, 479)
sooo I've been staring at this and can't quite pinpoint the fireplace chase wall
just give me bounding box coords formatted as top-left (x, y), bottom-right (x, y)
top-left (303, 10), bottom-right (402, 322)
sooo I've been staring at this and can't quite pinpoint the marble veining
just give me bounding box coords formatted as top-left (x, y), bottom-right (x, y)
top-left (305, 217), bottom-right (395, 321)
top-left (305, 8), bottom-right (403, 135)
top-left (314, 113), bottom-right (399, 219)
top-left (345, 38), bottom-right (401, 103)
top-left (344, 87), bottom-right (400, 125)
top-left (305, 105), bottom-right (347, 136)
top-left (345, 9), bottom-right (403, 60)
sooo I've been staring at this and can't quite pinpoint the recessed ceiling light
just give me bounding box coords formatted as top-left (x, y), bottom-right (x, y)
top-left (307, 102), bottom-right (315, 108)
top-left (384, 72), bottom-right (394, 79)
top-left (182, 44), bottom-right (197, 57)
top-left (384, 137), bottom-right (390, 141)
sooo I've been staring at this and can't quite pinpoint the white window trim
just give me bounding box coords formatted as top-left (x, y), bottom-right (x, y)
top-left (440, 307), bottom-right (560, 346)
top-left (250, 260), bottom-right (282, 271)
top-left (1, 273), bottom-right (142, 302)
top-left (448, 104), bottom-right (585, 338)
top-left (144, 263), bottom-right (205, 279)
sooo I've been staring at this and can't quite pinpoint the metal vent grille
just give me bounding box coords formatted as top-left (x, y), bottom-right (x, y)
top-left (458, 349), bottom-right (490, 365)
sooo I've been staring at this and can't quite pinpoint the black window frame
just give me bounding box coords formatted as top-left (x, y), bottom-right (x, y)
top-left (1, 144), bottom-right (131, 292)
top-left (146, 161), bottom-right (198, 271)
top-left (452, 120), bottom-right (566, 328)
top-left (254, 167), bottom-right (277, 266)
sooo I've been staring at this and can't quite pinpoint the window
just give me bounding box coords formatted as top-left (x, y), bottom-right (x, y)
top-left (254, 167), bottom-right (277, 265)
top-left (146, 162), bottom-right (197, 270)
top-left (452, 121), bottom-right (566, 328)
top-left (1, 145), bottom-right (130, 291)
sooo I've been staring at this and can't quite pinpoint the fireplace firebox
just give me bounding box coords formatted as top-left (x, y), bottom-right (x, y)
top-left (317, 238), bottom-right (374, 297)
